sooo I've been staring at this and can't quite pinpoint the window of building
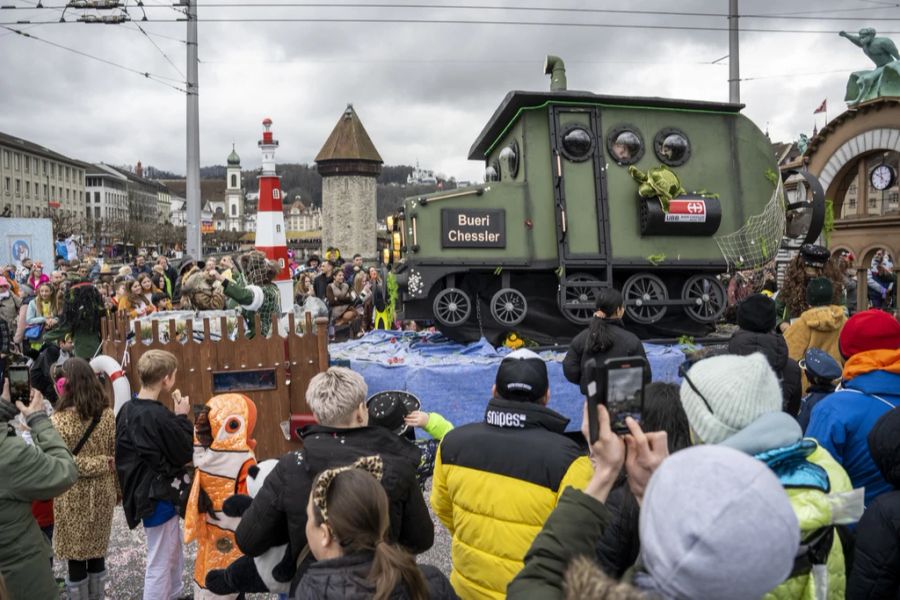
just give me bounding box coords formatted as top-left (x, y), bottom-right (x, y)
top-left (3, 177), bottom-right (9, 193)
top-left (231, 204), bottom-right (237, 216)
top-left (65, 167), bottom-right (70, 182)
top-left (13, 154), bottom-right (19, 171)
top-left (24, 156), bottom-right (30, 173)
top-left (15, 179), bottom-right (20, 195)
top-left (14, 205), bottom-right (19, 217)
top-left (25, 181), bottom-right (30, 197)
top-left (95, 191), bottom-right (100, 203)
top-left (2, 151), bottom-right (8, 169)
top-left (43, 160), bottom-right (48, 175)
top-left (231, 174), bottom-right (237, 188)
top-left (95, 206), bottom-right (100, 218)
top-left (51, 163), bottom-right (56, 178)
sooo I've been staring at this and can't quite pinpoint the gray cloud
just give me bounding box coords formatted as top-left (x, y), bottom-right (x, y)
top-left (0, 0), bottom-right (891, 182)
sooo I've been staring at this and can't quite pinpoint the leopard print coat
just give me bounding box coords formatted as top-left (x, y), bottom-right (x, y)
top-left (51, 408), bottom-right (117, 561)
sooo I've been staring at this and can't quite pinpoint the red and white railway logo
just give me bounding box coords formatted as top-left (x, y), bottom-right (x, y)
top-left (665, 199), bottom-right (707, 222)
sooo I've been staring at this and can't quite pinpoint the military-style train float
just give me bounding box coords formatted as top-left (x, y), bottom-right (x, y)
top-left (385, 56), bottom-right (824, 342)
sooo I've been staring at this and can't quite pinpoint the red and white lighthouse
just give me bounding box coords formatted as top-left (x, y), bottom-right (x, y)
top-left (255, 118), bottom-right (293, 311)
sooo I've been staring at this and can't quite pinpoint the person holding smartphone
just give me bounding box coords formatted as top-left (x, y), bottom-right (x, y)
top-left (0, 382), bottom-right (79, 600)
top-left (563, 288), bottom-right (648, 396)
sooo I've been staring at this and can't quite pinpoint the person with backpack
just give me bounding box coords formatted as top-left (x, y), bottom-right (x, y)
top-left (679, 352), bottom-right (863, 598)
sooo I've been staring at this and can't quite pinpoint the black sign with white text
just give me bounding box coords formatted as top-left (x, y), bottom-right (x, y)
top-left (441, 209), bottom-right (506, 248)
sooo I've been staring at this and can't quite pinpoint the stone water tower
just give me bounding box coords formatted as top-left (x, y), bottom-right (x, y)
top-left (315, 104), bottom-right (383, 260)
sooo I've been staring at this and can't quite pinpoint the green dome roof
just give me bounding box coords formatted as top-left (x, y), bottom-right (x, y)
top-left (227, 145), bottom-right (240, 166)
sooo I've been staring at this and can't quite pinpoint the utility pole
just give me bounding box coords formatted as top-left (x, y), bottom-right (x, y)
top-left (728, 0), bottom-right (740, 104)
top-left (185, 0), bottom-right (202, 260)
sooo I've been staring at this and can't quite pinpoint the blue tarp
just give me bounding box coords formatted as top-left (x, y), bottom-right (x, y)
top-left (330, 330), bottom-right (688, 432)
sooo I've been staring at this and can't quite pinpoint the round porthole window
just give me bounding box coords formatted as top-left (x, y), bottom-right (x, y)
top-left (606, 125), bottom-right (644, 165)
top-left (560, 125), bottom-right (594, 162)
top-left (654, 128), bottom-right (691, 166)
top-left (499, 140), bottom-right (519, 180)
top-left (485, 159), bottom-right (501, 182)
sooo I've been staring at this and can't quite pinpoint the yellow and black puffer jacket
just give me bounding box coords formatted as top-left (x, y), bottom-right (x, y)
top-left (430, 397), bottom-right (593, 600)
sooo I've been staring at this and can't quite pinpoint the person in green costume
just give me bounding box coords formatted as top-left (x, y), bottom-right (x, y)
top-left (43, 281), bottom-right (104, 359)
top-left (210, 251), bottom-right (281, 338)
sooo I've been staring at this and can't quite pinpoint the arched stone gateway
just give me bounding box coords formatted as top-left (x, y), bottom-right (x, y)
top-left (817, 128), bottom-right (900, 193)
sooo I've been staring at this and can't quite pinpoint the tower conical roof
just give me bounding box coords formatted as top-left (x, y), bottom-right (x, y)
top-left (315, 104), bottom-right (383, 164)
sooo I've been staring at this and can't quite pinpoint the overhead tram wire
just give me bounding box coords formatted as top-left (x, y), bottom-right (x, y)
top-left (122, 0), bottom-right (186, 77)
top-left (0, 24), bottom-right (188, 92)
top-left (7, 2), bottom-right (900, 20)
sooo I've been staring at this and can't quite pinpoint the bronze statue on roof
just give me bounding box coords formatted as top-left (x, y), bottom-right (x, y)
top-left (840, 28), bottom-right (900, 106)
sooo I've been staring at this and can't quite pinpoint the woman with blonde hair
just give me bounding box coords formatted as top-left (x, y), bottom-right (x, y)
top-left (298, 458), bottom-right (455, 599)
top-left (25, 283), bottom-right (60, 347)
top-left (51, 357), bottom-right (117, 599)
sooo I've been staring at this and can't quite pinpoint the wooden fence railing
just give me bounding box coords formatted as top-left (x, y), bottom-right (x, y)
top-left (100, 312), bottom-right (330, 459)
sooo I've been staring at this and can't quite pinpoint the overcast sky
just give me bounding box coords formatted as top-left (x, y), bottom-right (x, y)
top-left (1, 0), bottom-right (896, 182)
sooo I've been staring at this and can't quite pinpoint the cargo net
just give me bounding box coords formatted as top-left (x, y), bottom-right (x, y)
top-left (715, 179), bottom-right (786, 271)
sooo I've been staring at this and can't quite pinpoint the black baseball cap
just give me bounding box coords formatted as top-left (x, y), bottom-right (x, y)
top-left (495, 349), bottom-right (549, 402)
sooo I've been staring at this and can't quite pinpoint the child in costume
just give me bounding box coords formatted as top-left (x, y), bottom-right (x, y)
top-left (211, 251), bottom-right (281, 338)
top-left (366, 390), bottom-right (454, 490)
top-left (204, 460), bottom-right (294, 596)
top-left (184, 393), bottom-right (258, 599)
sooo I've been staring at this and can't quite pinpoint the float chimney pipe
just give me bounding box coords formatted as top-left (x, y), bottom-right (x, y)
top-left (544, 55), bottom-right (567, 91)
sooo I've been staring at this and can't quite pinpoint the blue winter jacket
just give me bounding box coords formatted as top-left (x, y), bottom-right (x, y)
top-left (806, 367), bottom-right (900, 507)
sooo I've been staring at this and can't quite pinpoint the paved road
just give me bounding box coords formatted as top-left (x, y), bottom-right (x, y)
top-left (53, 490), bottom-right (452, 599)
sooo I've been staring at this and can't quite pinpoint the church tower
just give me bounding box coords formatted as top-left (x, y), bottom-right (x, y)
top-left (226, 144), bottom-right (243, 231)
top-left (315, 104), bottom-right (383, 260)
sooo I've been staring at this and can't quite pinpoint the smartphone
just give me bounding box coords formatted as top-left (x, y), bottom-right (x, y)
top-left (585, 356), bottom-right (649, 441)
top-left (8, 365), bottom-right (31, 406)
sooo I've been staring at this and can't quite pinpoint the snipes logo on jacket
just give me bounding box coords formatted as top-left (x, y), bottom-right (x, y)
top-left (486, 410), bottom-right (527, 428)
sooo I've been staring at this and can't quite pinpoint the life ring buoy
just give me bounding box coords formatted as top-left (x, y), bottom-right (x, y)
top-left (91, 354), bottom-right (132, 416)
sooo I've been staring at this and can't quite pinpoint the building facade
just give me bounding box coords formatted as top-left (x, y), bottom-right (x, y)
top-left (85, 164), bottom-right (129, 223)
top-left (802, 97), bottom-right (900, 266)
top-left (0, 131), bottom-right (86, 222)
top-left (284, 199), bottom-right (322, 232)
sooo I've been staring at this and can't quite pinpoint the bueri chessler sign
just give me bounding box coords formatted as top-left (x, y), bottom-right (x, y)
top-left (664, 198), bottom-right (707, 223)
top-left (441, 208), bottom-right (506, 248)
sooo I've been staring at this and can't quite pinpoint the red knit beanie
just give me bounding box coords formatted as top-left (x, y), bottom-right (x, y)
top-left (839, 309), bottom-right (900, 359)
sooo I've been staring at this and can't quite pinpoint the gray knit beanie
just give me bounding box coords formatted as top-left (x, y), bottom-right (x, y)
top-left (679, 352), bottom-right (782, 444)
top-left (639, 445), bottom-right (799, 600)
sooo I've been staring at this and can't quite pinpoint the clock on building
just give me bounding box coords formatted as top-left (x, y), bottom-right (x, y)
top-left (870, 163), bottom-right (896, 191)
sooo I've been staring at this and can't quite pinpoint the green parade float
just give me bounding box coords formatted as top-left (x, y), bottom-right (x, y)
top-left (384, 56), bottom-right (826, 343)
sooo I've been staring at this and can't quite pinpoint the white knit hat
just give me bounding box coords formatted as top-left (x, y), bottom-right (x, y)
top-left (679, 353), bottom-right (782, 444)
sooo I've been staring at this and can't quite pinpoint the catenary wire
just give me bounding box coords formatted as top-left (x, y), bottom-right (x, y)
top-left (0, 24), bottom-right (187, 91)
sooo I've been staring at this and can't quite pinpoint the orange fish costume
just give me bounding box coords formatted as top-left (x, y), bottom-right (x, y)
top-left (184, 393), bottom-right (258, 599)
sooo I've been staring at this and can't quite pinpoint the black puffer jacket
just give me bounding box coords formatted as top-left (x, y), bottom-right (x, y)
top-left (847, 408), bottom-right (900, 599)
top-left (727, 329), bottom-right (802, 415)
top-left (235, 425), bottom-right (434, 590)
top-left (563, 319), bottom-right (647, 395)
top-left (594, 481), bottom-right (641, 578)
top-left (293, 552), bottom-right (458, 599)
top-left (115, 398), bottom-right (194, 529)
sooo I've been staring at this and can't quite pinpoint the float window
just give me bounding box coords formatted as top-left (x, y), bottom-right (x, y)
top-left (654, 128), bottom-right (691, 166)
top-left (499, 140), bottom-right (519, 179)
top-left (561, 126), bottom-right (594, 162)
top-left (606, 126), bottom-right (644, 165)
